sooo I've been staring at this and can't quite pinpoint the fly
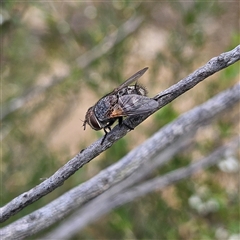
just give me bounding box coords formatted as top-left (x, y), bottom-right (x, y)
top-left (83, 67), bottom-right (160, 144)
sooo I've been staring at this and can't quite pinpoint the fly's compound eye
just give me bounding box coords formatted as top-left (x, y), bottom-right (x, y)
top-left (85, 107), bottom-right (102, 131)
top-left (89, 113), bottom-right (102, 130)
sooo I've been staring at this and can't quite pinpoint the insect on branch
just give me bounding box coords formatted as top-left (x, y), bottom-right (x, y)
top-left (83, 67), bottom-right (162, 144)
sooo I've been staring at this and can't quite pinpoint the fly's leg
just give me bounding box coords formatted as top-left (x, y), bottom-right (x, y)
top-left (101, 119), bottom-right (115, 144)
top-left (118, 117), bottom-right (134, 130)
top-left (154, 92), bottom-right (172, 100)
top-left (118, 117), bottom-right (123, 126)
top-left (101, 127), bottom-right (111, 144)
top-left (101, 117), bottom-right (133, 144)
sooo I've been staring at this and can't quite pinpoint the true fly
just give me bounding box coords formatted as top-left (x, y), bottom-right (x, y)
top-left (83, 67), bottom-right (160, 144)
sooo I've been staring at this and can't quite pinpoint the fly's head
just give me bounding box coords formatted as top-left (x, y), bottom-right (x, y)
top-left (83, 106), bottom-right (102, 131)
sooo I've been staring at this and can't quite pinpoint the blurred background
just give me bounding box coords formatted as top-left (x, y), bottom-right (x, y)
top-left (1, 1), bottom-right (239, 239)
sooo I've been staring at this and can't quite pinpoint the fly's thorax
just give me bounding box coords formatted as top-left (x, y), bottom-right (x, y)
top-left (116, 87), bottom-right (129, 97)
top-left (94, 95), bottom-right (118, 121)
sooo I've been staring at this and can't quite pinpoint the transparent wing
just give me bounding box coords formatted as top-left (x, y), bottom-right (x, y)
top-left (109, 94), bottom-right (158, 118)
top-left (113, 67), bottom-right (148, 92)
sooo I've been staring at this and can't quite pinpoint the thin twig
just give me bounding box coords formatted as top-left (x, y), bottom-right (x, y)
top-left (0, 46), bottom-right (239, 224)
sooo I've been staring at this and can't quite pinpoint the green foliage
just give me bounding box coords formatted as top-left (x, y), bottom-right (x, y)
top-left (154, 105), bottom-right (178, 129)
top-left (101, 138), bottom-right (129, 168)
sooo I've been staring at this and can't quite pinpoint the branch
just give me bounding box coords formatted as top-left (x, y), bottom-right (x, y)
top-left (0, 46), bottom-right (239, 224)
top-left (0, 83), bottom-right (239, 239)
top-left (43, 137), bottom-right (239, 239)
top-left (1, 15), bottom-right (144, 120)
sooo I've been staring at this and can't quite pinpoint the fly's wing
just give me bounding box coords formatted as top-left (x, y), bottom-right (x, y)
top-left (109, 94), bottom-right (159, 118)
top-left (113, 67), bottom-right (149, 93)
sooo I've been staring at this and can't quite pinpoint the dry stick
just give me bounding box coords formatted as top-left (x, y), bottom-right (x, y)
top-left (42, 134), bottom-right (194, 238)
top-left (1, 15), bottom-right (144, 120)
top-left (0, 45), bottom-right (239, 224)
top-left (44, 137), bottom-right (239, 239)
top-left (0, 84), bottom-right (239, 240)
top-left (52, 138), bottom-right (240, 239)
